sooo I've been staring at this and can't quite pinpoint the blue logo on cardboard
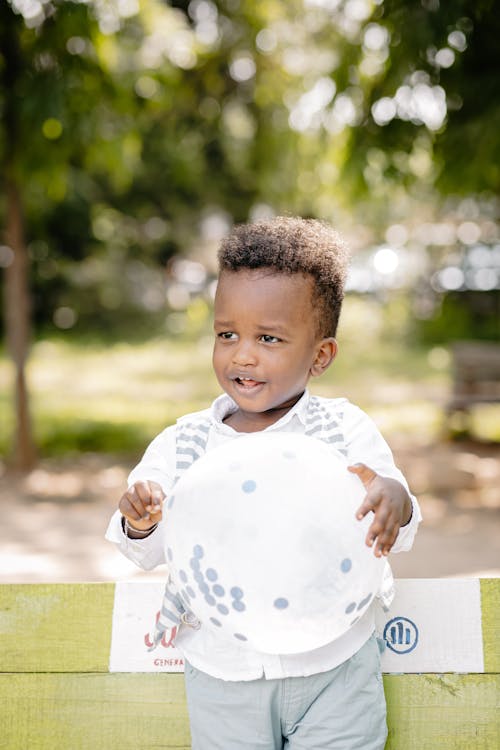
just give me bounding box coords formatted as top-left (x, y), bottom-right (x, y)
top-left (383, 616), bottom-right (419, 654)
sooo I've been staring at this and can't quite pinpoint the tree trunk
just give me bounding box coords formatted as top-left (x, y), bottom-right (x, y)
top-left (1, 4), bottom-right (37, 470)
top-left (3, 179), bottom-right (37, 470)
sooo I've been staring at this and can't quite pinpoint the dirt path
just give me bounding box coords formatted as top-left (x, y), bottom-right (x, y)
top-left (1, 440), bottom-right (499, 583)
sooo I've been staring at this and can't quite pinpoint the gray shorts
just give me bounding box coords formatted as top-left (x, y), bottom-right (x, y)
top-left (184, 634), bottom-right (387, 750)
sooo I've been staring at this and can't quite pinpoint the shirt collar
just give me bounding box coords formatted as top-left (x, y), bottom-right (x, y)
top-left (210, 390), bottom-right (311, 432)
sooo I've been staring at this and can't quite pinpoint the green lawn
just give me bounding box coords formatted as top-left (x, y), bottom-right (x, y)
top-left (0, 335), bottom-right (218, 456)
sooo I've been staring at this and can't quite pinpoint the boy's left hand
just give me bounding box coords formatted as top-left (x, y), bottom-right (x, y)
top-left (348, 463), bottom-right (413, 558)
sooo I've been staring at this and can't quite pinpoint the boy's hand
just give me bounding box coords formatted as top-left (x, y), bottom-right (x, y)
top-left (348, 463), bottom-right (412, 558)
top-left (119, 480), bottom-right (165, 532)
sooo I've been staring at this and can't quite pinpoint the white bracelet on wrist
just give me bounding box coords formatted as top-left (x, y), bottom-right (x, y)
top-left (122, 516), bottom-right (158, 538)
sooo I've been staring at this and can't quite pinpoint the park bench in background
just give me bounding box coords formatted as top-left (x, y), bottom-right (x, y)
top-left (1, 579), bottom-right (499, 749)
top-left (445, 340), bottom-right (500, 433)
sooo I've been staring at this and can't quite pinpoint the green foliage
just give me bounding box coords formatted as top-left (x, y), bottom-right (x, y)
top-left (2, 0), bottom-right (499, 335)
top-left (343, 0), bottom-right (500, 199)
top-left (34, 419), bottom-right (150, 456)
top-left (1, 0), bottom-right (499, 463)
top-left (417, 291), bottom-right (500, 345)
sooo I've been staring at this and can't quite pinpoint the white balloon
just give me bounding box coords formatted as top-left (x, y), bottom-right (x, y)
top-left (164, 432), bottom-right (385, 654)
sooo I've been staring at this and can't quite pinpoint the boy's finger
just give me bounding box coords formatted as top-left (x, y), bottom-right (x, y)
top-left (133, 481), bottom-right (154, 504)
top-left (348, 463), bottom-right (378, 488)
top-left (146, 482), bottom-right (165, 512)
top-left (127, 481), bottom-right (164, 516)
top-left (375, 536), bottom-right (394, 558)
top-left (371, 521), bottom-right (399, 557)
top-left (125, 485), bottom-right (151, 520)
top-left (355, 488), bottom-right (383, 520)
top-left (356, 502), bottom-right (371, 521)
top-left (121, 497), bottom-right (147, 522)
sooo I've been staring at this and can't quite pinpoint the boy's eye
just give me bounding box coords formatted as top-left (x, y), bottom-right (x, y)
top-left (218, 331), bottom-right (237, 340)
top-left (260, 334), bottom-right (280, 344)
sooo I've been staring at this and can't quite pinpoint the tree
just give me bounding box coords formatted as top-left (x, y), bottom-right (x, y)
top-left (341, 0), bottom-right (500, 199)
top-left (2, 0), bottom-right (499, 467)
top-left (0, 0), bottom-right (138, 468)
top-left (0, 0), bottom-right (311, 466)
top-left (1, 4), bottom-right (38, 469)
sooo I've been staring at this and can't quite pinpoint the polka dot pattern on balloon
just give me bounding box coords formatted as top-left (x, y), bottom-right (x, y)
top-left (179, 545), bottom-right (248, 628)
top-left (340, 558), bottom-right (352, 573)
top-left (357, 593), bottom-right (373, 611)
top-left (178, 535), bottom-right (373, 649)
top-left (274, 597), bottom-right (289, 610)
top-left (164, 432), bottom-right (386, 653)
top-left (242, 480), bottom-right (257, 493)
top-left (344, 591), bottom-right (373, 617)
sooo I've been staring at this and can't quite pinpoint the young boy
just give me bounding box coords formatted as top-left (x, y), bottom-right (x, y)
top-left (106, 217), bottom-right (421, 749)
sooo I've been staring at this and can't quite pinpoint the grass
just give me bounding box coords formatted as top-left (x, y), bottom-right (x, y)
top-left (0, 335), bottom-right (220, 458)
top-left (0, 297), bottom-right (498, 459)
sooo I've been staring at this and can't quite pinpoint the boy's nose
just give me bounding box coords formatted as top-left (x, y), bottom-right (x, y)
top-left (232, 341), bottom-right (257, 366)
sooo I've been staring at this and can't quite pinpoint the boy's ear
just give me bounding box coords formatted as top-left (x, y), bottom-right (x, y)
top-left (310, 338), bottom-right (338, 377)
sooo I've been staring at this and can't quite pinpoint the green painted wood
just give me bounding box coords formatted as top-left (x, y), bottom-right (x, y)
top-left (2, 582), bottom-right (499, 749)
top-left (480, 578), bottom-right (500, 673)
top-left (0, 673), bottom-right (498, 750)
top-left (0, 673), bottom-right (190, 750)
top-left (0, 583), bottom-right (115, 673)
top-left (384, 674), bottom-right (500, 749)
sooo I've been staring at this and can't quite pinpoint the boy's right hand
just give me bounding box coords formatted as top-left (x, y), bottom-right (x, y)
top-left (119, 480), bottom-right (165, 532)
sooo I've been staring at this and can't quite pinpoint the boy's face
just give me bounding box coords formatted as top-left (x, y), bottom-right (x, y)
top-left (213, 269), bottom-right (337, 431)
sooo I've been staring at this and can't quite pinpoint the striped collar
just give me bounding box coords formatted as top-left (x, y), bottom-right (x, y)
top-left (209, 389), bottom-right (311, 432)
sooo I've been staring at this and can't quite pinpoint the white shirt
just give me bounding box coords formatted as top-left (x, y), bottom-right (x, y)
top-left (106, 390), bottom-right (421, 681)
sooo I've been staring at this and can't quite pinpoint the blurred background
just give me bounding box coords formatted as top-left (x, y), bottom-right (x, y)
top-left (1, 0), bottom-right (499, 582)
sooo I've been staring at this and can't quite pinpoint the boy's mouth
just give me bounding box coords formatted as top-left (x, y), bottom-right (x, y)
top-left (233, 376), bottom-right (264, 389)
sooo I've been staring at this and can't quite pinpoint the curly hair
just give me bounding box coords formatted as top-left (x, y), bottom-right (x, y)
top-left (218, 216), bottom-right (349, 338)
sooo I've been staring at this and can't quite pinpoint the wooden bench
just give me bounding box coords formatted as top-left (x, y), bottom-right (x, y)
top-left (1, 579), bottom-right (499, 749)
top-left (445, 341), bottom-right (500, 433)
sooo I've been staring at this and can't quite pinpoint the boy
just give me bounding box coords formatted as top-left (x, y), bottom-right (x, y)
top-left (106, 217), bottom-right (421, 749)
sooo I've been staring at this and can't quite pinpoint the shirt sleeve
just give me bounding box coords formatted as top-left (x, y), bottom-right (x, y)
top-left (127, 425), bottom-right (178, 494)
top-left (104, 424), bottom-right (177, 570)
top-left (104, 511), bottom-right (168, 570)
top-left (341, 401), bottom-right (422, 554)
